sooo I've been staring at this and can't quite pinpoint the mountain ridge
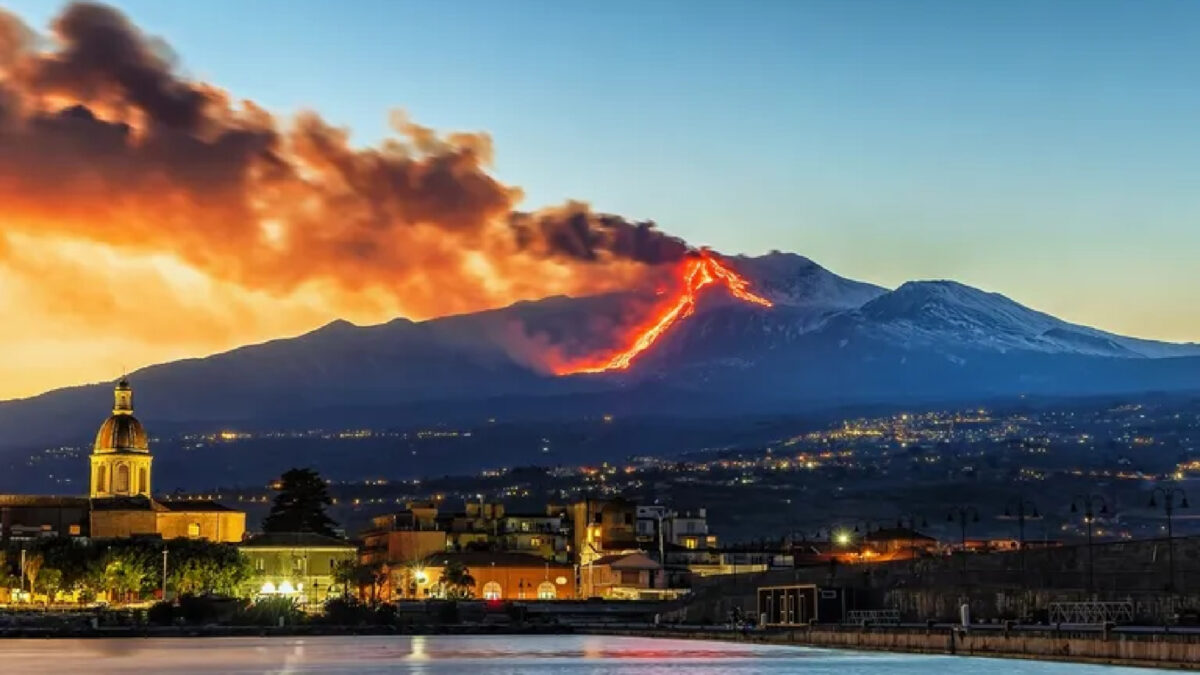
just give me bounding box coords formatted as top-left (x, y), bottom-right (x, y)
top-left (1, 251), bottom-right (1197, 453)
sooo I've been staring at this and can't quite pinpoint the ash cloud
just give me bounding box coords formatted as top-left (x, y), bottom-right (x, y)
top-left (0, 2), bottom-right (689, 320)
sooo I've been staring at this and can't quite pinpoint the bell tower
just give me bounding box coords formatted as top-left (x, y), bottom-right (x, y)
top-left (90, 377), bottom-right (153, 498)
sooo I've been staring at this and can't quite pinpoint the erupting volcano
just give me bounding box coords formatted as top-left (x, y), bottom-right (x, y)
top-left (555, 251), bottom-right (773, 375)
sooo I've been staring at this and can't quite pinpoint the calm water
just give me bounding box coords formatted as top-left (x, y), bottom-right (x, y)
top-left (0, 635), bottom-right (1171, 674)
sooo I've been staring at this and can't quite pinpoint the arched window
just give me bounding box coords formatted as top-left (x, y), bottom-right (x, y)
top-left (96, 465), bottom-right (108, 493)
top-left (114, 464), bottom-right (130, 494)
top-left (537, 582), bottom-right (556, 600)
top-left (138, 467), bottom-right (148, 494)
top-left (482, 581), bottom-right (502, 600)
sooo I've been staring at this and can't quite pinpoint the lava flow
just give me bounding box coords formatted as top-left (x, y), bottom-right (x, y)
top-left (555, 251), bottom-right (773, 375)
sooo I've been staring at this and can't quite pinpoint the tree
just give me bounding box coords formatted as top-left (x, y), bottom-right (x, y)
top-left (262, 468), bottom-right (338, 536)
top-left (333, 561), bottom-right (387, 606)
top-left (441, 560), bottom-right (475, 600)
top-left (167, 540), bottom-right (252, 597)
top-left (22, 552), bottom-right (43, 594)
top-left (89, 547), bottom-right (156, 604)
top-left (36, 568), bottom-right (63, 604)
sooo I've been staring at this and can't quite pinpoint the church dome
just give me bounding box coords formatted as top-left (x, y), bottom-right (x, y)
top-left (94, 414), bottom-right (149, 454)
top-left (93, 377), bottom-right (149, 454)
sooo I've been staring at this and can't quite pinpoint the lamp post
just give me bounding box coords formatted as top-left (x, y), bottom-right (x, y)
top-left (162, 547), bottom-right (168, 602)
top-left (1149, 486), bottom-right (1189, 594)
top-left (947, 506), bottom-right (980, 578)
top-left (1002, 498), bottom-right (1040, 575)
top-left (1070, 494), bottom-right (1109, 596)
top-left (896, 514), bottom-right (929, 571)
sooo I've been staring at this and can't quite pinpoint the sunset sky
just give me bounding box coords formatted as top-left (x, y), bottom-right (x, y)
top-left (2, 0), bottom-right (1199, 400)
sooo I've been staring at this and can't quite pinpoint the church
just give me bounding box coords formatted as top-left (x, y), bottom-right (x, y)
top-left (0, 378), bottom-right (245, 543)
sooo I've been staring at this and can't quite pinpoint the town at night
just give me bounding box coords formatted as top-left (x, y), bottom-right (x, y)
top-left (2, 1), bottom-right (1199, 672)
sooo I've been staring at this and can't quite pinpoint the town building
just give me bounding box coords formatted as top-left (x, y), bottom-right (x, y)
top-left (239, 532), bottom-right (358, 608)
top-left (408, 551), bottom-right (575, 600)
top-left (586, 551), bottom-right (666, 599)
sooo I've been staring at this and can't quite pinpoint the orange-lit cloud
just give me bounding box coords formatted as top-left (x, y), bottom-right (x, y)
top-left (0, 3), bottom-right (687, 400)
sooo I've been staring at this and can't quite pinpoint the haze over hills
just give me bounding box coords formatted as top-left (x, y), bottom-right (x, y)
top-left (2, 251), bottom-right (1198, 455)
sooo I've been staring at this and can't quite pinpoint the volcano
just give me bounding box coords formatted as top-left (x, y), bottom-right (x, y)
top-left (554, 251), bottom-right (773, 374)
top-left (2, 251), bottom-right (1200, 463)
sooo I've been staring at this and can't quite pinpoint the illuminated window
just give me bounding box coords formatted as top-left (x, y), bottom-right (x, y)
top-left (96, 465), bottom-right (107, 493)
top-left (482, 581), bottom-right (502, 600)
top-left (529, 537), bottom-right (542, 548)
top-left (537, 582), bottom-right (556, 600)
top-left (138, 467), bottom-right (148, 494)
top-left (255, 557), bottom-right (265, 571)
top-left (187, 522), bottom-right (200, 538)
top-left (68, 524), bottom-right (81, 536)
top-left (685, 537), bottom-right (697, 550)
top-left (294, 557), bottom-right (306, 571)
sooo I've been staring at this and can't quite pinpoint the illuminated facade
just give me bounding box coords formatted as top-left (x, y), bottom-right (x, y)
top-left (89, 377), bottom-right (152, 498)
top-left (0, 377), bottom-right (246, 543)
top-left (239, 532), bottom-right (357, 607)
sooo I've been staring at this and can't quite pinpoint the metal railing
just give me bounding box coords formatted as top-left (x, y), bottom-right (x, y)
top-left (845, 609), bottom-right (900, 624)
top-left (1048, 601), bottom-right (1134, 625)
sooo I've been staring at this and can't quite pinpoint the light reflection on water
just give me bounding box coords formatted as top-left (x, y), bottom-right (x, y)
top-left (0, 635), bottom-right (1170, 674)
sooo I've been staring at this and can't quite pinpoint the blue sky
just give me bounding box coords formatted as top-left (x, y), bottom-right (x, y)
top-left (9, 0), bottom-right (1200, 340)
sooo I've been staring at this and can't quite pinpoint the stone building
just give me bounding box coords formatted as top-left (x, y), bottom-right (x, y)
top-left (0, 377), bottom-right (245, 543)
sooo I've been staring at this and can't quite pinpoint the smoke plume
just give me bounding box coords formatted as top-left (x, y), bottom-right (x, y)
top-left (0, 3), bottom-right (689, 398)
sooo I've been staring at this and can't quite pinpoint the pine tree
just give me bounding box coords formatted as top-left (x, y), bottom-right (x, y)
top-left (262, 467), bottom-right (339, 536)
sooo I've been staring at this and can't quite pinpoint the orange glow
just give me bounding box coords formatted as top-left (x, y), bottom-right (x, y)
top-left (555, 251), bottom-right (772, 374)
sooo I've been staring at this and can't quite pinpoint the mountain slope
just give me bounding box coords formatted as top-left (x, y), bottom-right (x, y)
top-left (1, 253), bottom-right (1198, 455)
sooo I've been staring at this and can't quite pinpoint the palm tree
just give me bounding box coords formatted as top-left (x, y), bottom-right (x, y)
top-left (440, 560), bottom-right (475, 600)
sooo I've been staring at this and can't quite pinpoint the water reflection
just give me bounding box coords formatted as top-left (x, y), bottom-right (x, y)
top-left (0, 635), bottom-right (1167, 674)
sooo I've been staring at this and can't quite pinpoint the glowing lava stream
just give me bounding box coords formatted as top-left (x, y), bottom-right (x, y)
top-left (555, 251), bottom-right (773, 375)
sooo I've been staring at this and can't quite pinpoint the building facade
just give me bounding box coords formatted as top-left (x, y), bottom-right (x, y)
top-left (239, 532), bottom-right (358, 607)
top-left (0, 377), bottom-right (246, 543)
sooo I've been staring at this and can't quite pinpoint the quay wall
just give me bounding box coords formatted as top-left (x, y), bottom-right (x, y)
top-left (588, 625), bottom-right (1200, 670)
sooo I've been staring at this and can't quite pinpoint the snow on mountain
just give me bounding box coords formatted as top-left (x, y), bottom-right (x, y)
top-left (851, 280), bottom-right (1200, 358)
top-left (731, 251), bottom-right (887, 310)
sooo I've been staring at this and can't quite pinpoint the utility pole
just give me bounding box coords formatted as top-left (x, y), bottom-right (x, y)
top-left (947, 506), bottom-right (980, 579)
top-left (1149, 486), bottom-right (1189, 594)
top-left (1003, 498), bottom-right (1040, 576)
top-left (1070, 494), bottom-right (1109, 596)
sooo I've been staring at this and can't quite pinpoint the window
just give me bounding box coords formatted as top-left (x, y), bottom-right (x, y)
top-left (529, 537), bottom-right (542, 548)
top-left (187, 522), bottom-right (200, 538)
top-left (68, 524), bottom-right (81, 536)
top-left (684, 537), bottom-right (697, 550)
top-left (138, 467), bottom-right (148, 494)
top-left (294, 557), bottom-right (306, 571)
top-left (95, 465), bottom-right (107, 493)
top-left (255, 557), bottom-right (265, 571)
top-left (482, 581), bottom-right (502, 600)
top-left (537, 582), bottom-right (556, 600)
top-left (114, 464), bottom-right (130, 493)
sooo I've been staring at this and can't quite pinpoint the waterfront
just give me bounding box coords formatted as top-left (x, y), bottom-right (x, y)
top-left (0, 635), bottom-right (1173, 673)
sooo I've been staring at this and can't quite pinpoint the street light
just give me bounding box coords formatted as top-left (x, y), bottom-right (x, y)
top-left (1002, 498), bottom-right (1040, 574)
top-left (1149, 486), bottom-right (1189, 594)
top-left (1070, 493), bottom-right (1109, 596)
top-left (947, 506), bottom-right (981, 578)
top-left (896, 514), bottom-right (929, 572)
